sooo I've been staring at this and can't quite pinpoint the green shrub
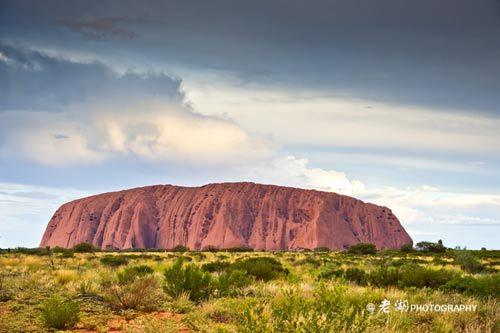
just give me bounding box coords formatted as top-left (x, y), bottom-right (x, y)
top-left (400, 243), bottom-right (414, 253)
top-left (367, 266), bottom-right (401, 287)
top-left (231, 257), bottom-right (289, 281)
top-left (347, 243), bottom-right (377, 255)
top-left (60, 251), bottom-right (75, 259)
top-left (217, 269), bottom-right (253, 296)
top-left (313, 246), bottom-right (331, 252)
top-left (441, 274), bottom-right (500, 298)
top-left (398, 265), bottom-right (457, 289)
top-left (202, 245), bottom-right (220, 252)
top-left (40, 295), bottom-right (79, 329)
top-left (224, 246), bottom-right (254, 252)
top-left (163, 259), bottom-right (215, 302)
top-left (12, 247), bottom-right (51, 255)
top-left (366, 264), bottom-right (458, 289)
top-left (316, 263), bottom-right (343, 280)
top-left (53, 247), bottom-right (75, 258)
top-left (454, 252), bottom-right (484, 273)
top-left (343, 268), bottom-right (367, 286)
top-left (171, 245), bottom-right (189, 252)
top-left (117, 265), bottom-right (154, 284)
top-left (100, 255), bottom-right (129, 267)
top-left (72, 242), bottom-right (98, 253)
top-left (201, 260), bottom-right (230, 273)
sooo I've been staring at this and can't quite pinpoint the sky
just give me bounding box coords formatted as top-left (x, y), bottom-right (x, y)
top-left (0, 0), bottom-right (499, 249)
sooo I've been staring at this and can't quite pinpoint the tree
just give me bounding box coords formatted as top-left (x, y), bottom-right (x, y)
top-left (415, 240), bottom-right (446, 253)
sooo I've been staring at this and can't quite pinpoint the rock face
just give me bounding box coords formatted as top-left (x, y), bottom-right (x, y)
top-left (40, 182), bottom-right (412, 250)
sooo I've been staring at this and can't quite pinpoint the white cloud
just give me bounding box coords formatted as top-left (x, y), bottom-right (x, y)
top-left (181, 75), bottom-right (500, 154)
top-left (275, 156), bottom-right (365, 196)
top-left (95, 103), bottom-right (272, 163)
top-left (0, 111), bottom-right (106, 166)
top-left (0, 103), bottom-right (272, 166)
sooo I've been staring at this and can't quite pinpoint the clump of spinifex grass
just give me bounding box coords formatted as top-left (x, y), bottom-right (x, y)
top-left (40, 295), bottom-right (80, 329)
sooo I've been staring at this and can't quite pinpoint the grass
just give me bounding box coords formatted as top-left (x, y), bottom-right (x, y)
top-left (0, 249), bottom-right (498, 332)
top-left (40, 295), bottom-right (80, 329)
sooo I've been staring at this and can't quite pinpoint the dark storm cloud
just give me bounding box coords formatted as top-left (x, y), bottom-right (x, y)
top-left (0, 43), bottom-right (182, 111)
top-left (1, 0), bottom-right (500, 112)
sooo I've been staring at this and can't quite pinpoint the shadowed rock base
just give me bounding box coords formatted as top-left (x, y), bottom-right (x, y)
top-left (40, 182), bottom-right (412, 250)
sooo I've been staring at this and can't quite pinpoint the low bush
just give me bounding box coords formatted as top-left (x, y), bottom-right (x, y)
top-left (366, 264), bottom-right (459, 289)
top-left (313, 246), bottom-right (331, 252)
top-left (397, 265), bottom-right (457, 289)
top-left (231, 257), bottom-right (289, 281)
top-left (217, 269), bottom-right (253, 296)
top-left (224, 246), bottom-right (254, 252)
top-left (400, 243), bottom-right (414, 253)
top-left (202, 245), bottom-right (220, 252)
top-left (441, 274), bottom-right (500, 298)
top-left (58, 251), bottom-right (75, 259)
top-left (201, 260), bottom-right (230, 273)
top-left (100, 255), bottom-right (129, 267)
top-left (347, 243), bottom-right (377, 255)
top-left (117, 265), bottom-right (154, 284)
top-left (106, 275), bottom-right (163, 311)
top-left (163, 259), bottom-right (215, 302)
top-left (40, 295), bottom-right (79, 329)
top-left (52, 246), bottom-right (75, 257)
top-left (343, 267), bottom-right (367, 286)
top-left (454, 252), bottom-right (484, 273)
top-left (316, 264), bottom-right (343, 280)
top-left (171, 245), bottom-right (189, 252)
top-left (72, 242), bottom-right (98, 253)
top-left (12, 247), bottom-right (51, 255)
top-left (328, 263), bottom-right (497, 298)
